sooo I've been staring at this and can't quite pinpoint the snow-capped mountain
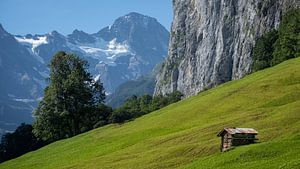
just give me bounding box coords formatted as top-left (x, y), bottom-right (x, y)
top-left (14, 12), bottom-right (169, 92)
top-left (0, 12), bottom-right (169, 136)
top-left (0, 24), bottom-right (47, 136)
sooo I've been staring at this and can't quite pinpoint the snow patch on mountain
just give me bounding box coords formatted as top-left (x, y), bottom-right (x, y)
top-left (15, 36), bottom-right (47, 64)
top-left (107, 39), bottom-right (129, 53)
top-left (106, 38), bottom-right (131, 59)
top-left (94, 74), bottom-right (101, 82)
top-left (15, 36), bottom-right (48, 50)
top-left (66, 37), bottom-right (132, 64)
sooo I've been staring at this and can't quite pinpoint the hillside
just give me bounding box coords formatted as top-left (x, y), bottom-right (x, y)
top-left (1, 58), bottom-right (300, 168)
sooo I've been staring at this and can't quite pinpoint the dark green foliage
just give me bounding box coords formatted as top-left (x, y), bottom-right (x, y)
top-left (252, 9), bottom-right (300, 71)
top-left (150, 91), bottom-right (183, 111)
top-left (272, 9), bottom-right (300, 65)
top-left (110, 95), bottom-right (140, 123)
top-left (110, 91), bottom-right (183, 123)
top-left (165, 91), bottom-right (184, 104)
top-left (139, 95), bottom-right (153, 113)
top-left (110, 108), bottom-right (134, 124)
top-left (33, 51), bottom-right (106, 142)
top-left (0, 124), bottom-right (45, 163)
top-left (93, 104), bottom-right (113, 128)
top-left (252, 30), bottom-right (278, 71)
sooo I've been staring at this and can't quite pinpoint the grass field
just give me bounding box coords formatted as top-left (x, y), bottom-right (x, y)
top-left (1, 58), bottom-right (300, 169)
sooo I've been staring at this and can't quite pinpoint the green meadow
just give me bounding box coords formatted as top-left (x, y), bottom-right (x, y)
top-left (1, 58), bottom-right (300, 169)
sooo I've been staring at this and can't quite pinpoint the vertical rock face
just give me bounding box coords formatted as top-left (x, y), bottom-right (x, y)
top-left (155, 0), bottom-right (299, 97)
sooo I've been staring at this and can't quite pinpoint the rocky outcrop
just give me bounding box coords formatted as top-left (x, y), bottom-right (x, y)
top-left (155, 0), bottom-right (299, 97)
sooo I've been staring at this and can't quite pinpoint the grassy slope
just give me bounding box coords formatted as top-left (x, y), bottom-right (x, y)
top-left (1, 58), bottom-right (300, 169)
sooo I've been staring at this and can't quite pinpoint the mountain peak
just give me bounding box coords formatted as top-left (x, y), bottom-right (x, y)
top-left (0, 23), bottom-right (7, 35)
top-left (25, 34), bottom-right (34, 39)
top-left (49, 30), bottom-right (62, 37)
top-left (73, 29), bottom-right (80, 33)
top-left (70, 29), bottom-right (89, 36)
top-left (0, 23), bottom-right (4, 31)
top-left (72, 29), bottom-right (83, 34)
top-left (68, 29), bottom-right (95, 44)
top-left (118, 12), bottom-right (157, 23)
top-left (96, 12), bottom-right (167, 43)
top-left (46, 30), bottom-right (66, 43)
top-left (124, 12), bottom-right (148, 18)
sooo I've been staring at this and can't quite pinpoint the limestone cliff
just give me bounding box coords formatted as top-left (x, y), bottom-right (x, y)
top-left (155, 0), bottom-right (299, 97)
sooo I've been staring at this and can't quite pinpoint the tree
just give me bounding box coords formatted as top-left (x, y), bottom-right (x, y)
top-left (123, 95), bottom-right (142, 116)
top-left (110, 108), bottom-right (133, 123)
top-left (150, 91), bottom-right (183, 110)
top-left (139, 95), bottom-right (153, 114)
top-left (151, 94), bottom-right (168, 110)
top-left (110, 95), bottom-right (140, 123)
top-left (93, 103), bottom-right (113, 128)
top-left (33, 51), bottom-right (105, 142)
top-left (272, 9), bottom-right (300, 65)
top-left (166, 91), bottom-right (184, 103)
top-left (0, 124), bottom-right (45, 163)
top-left (252, 30), bottom-right (278, 71)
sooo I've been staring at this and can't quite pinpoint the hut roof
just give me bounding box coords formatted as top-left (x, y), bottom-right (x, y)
top-left (217, 128), bottom-right (258, 136)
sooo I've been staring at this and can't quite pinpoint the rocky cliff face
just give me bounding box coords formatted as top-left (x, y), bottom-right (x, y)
top-left (155, 0), bottom-right (299, 97)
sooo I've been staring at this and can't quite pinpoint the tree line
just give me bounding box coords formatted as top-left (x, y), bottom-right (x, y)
top-left (252, 9), bottom-right (299, 71)
top-left (0, 51), bottom-right (183, 163)
top-left (111, 91), bottom-right (183, 123)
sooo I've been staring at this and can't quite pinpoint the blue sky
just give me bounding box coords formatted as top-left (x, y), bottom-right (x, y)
top-left (0, 0), bottom-right (173, 35)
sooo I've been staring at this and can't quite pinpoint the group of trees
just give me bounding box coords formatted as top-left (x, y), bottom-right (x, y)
top-left (111, 91), bottom-right (183, 123)
top-left (252, 9), bottom-right (299, 71)
top-left (0, 51), bottom-right (183, 163)
top-left (0, 124), bottom-right (45, 162)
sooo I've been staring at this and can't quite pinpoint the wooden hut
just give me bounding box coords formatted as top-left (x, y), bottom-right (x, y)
top-left (217, 128), bottom-right (258, 152)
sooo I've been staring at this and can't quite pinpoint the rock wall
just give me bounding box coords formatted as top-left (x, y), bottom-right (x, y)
top-left (155, 0), bottom-right (299, 97)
